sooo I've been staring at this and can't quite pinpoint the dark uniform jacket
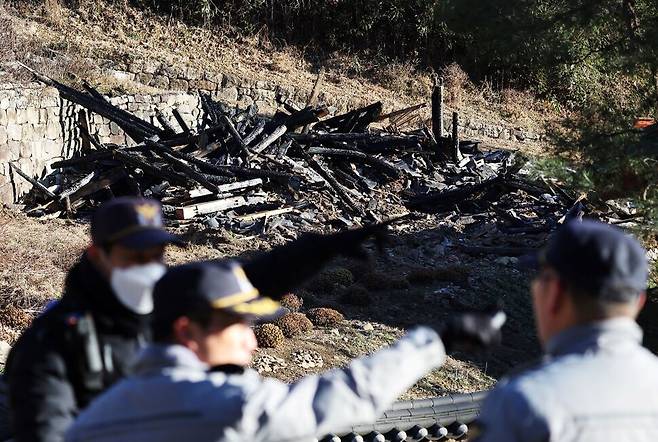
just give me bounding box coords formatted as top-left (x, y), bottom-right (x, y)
top-left (5, 254), bottom-right (150, 442)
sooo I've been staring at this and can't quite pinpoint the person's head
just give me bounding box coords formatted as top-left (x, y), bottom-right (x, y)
top-left (531, 220), bottom-right (648, 347)
top-left (86, 197), bottom-right (185, 314)
top-left (151, 261), bottom-right (281, 366)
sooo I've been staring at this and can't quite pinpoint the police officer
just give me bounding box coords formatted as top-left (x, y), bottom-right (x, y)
top-left (475, 220), bottom-right (658, 441)
top-left (65, 260), bottom-right (505, 442)
top-left (5, 197), bottom-right (184, 442)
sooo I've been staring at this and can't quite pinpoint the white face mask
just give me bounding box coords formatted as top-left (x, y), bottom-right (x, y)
top-left (110, 262), bottom-right (167, 314)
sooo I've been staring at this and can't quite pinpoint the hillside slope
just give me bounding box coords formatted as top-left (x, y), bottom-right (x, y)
top-left (0, 1), bottom-right (554, 153)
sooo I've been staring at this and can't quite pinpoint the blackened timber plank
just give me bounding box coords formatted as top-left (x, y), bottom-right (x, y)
top-left (306, 146), bottom-right (402, 178)
top-left (9, 163), bottom-right (57, 200)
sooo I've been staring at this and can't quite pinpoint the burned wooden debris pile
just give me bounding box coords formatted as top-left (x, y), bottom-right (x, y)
top-left (12, 72), bottom-right (631, 241)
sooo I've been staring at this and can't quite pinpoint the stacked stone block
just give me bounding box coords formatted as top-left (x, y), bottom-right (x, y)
top-left (0, 84), bottom-right (203, 204)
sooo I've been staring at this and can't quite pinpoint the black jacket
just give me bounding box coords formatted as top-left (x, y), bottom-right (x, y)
top-left (5, 254), bottom-right (150, 442)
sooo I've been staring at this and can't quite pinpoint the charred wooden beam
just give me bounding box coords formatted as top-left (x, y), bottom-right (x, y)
top-left (145, 139), bottom-right (237, 179)
top-left (187, 178), bottom-right (263, 199)
top-left (431, 79), bottom-right (444, 143)
top-left (306, 146), bottom-right (402, 178)
top-left (171, 108), bottom-right (191, 134)
top-left (63, 167), bottom-right (127, 205)
top-left (213, 165), bottom-right (294, 181)
top-left (283, 107), bottom-right (319, 131)
top-left (155, 109), bottom-right (177, 136)
top-left (9, 162), bottom-right (57, 200)
top-left (51, 151), bottom-right (114, 169)
top-left (221, 114), bottom-right (251, 157)
top-left (243, 119), bottom-right (266, 145)
top-left (199, 173), bottom-right (236, 185)
top-left (378, 103), bottom-right (426, 123)
top-left (157, 151), bottom-right (220, 195)
top-left (407, 177), bottom-right (502, 211)
top-left (303, 153), bottom-right (360, 213)
top-left (251, 125), bottom-right (288, 154)
top-left (110, 149), bottom-right (190, 186)
top-left (58, 171), bottom-right (96, 200)
top-left (289, 133), bottom-right (421, 146)
top-left (452, 112), bottom-right (463, 162)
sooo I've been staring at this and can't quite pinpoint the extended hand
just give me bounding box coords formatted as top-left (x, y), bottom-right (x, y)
top-left (439, 306), bottom-right (506, 354)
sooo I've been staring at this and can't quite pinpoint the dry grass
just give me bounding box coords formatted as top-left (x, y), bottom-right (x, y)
top-left (441, 62), bottom-right (474, 107)
top-left (0, 209), bottom-right (88, 311)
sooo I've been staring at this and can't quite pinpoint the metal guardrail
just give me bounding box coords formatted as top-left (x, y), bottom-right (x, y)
top-left (319, 391), bottom-right (487, 441)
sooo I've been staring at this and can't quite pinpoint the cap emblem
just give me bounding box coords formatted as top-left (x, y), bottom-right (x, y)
top-left (135, 203), bottom-right (161, 226)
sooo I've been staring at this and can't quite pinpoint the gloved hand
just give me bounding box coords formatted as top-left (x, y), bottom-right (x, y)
top-left (318, 221), bottom-right (390, 259)
top-left (439, 305), bottom-right (506, 354)
top-left (242, 222), bottom-right (391, 300)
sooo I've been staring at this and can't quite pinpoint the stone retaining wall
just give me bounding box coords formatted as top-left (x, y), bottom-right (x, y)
top-left (0, 84), bottom-right (202, 203)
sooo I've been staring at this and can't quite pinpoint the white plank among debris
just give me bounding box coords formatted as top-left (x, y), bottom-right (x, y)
top-left (186, 178), bottom-right (263, 199)
top-left (175, 195), bottom-right (267, 220)
top-left (234, 206), bottom-right (296, 221)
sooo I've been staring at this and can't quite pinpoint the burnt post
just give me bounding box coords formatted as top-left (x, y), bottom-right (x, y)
top-left (452, 111), bottom-right (463, 163)
top-left (431, 78), bottom-right (444, 146)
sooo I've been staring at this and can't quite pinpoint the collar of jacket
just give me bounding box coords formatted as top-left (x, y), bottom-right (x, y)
top-left (132, 344), bottom-right (209, 376)
top-left (546, 317), bottom-right (643, 357)
top-left (61, 253), bottom-right (150, 337)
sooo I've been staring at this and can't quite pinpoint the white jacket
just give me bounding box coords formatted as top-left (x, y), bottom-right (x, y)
top-left (66, 327), bottom-right (445, 442)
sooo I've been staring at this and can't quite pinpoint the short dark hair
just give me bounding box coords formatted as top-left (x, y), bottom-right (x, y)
top-left (152, 305), bottom-right (213, 343)
top-left (151, 307), bottom-right (245, 343)
top-left (564, 279), bottom-right (641, 320)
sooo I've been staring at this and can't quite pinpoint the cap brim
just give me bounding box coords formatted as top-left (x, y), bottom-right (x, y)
top-left (116, 228), bottom-right (186, 250)
top-left (223, 296), bottom-right (285, 321)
